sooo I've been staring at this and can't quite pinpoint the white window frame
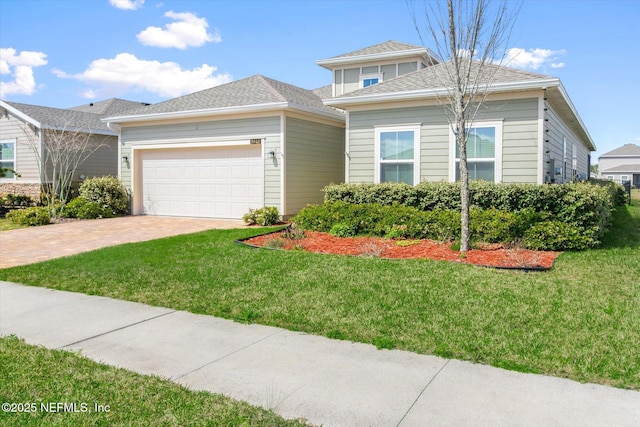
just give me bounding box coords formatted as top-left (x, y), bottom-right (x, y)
top-left (449, 120), bottom-right (503, 183)
top-left (360, 72), bottom-right (383, 89)
top-left (374, 124), bottom-right (421, 185)
top-left (621, 175), bottom-right (629, 182)
top-left (606, 175), bottom-right (614, 181)
top-left (0, 139), bottom-right (17, 180)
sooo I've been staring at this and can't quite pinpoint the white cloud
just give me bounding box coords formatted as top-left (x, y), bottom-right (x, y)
top-left (109, 0), bottom-right (144, 11)
top-left (0, 48), bottom-right (48, 96)
top-left (53, 53), bottom-right (232, 99)
top-left (505, 48), bottom-right (567, 71)
top-left (137, 11), bottom-right (220, 49)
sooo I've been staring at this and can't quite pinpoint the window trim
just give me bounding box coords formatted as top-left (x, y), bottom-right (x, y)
top-left (449, 120), bottom-right (503, 183)
top-left (360, 72), bottom-right (383, 88)
top-left (621, 175), bottom-right (629, 182)
top-left (0, 139), bottom-right (17, 180)
top-left (374, 124), bottom-right (421, 185)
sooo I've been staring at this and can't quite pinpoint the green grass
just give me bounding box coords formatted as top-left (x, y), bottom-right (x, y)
top-left (1, 198), bottom-right (639, 391)
top-left (0, 336), bottom-right (308, 426)
top-left (0, 218), bottom-right (25, 231)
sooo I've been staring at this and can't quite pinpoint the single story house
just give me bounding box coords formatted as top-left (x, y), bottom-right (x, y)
top-left (0, 98), bottom-right (148, 199)
top-left (104, 41), bottom-right (596, 220)
top-left (598, 143), bottom-right (640, 187)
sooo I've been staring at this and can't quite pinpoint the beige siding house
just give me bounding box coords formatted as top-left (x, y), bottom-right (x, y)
top-left (598, 144), bottom-right (640, 187)
top-left (105, 75), bottom-right (345, 219)
top-left (0, 98), bottom-right (147, 198)
top-left (319, 41), bottom-right (596, 186)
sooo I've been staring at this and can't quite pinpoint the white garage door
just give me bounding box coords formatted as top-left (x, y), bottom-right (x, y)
top-left (139, 145), bottom-right (263, 219)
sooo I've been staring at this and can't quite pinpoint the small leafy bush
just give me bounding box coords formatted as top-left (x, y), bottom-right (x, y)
top-left (0, 194), bottom-right (34, 217)
top-left (78, 176), bottom-right (129, 215)
top-left (523, 220), bottom-right (595, 251)
top-left (243, 206), bottom-right (280, 226)
top-left (6, 206), bottom-right (50, 226)
top-left (329, 222), bottom-right (358, 237)
top-left (63, 197), bottom-right (117, 219)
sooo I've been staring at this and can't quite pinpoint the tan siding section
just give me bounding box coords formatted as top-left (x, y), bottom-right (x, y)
top-left (120, 116), bottom-right (281, 208)
top-left (348, 98), bottom-right (540, 184)
top-left (284, 116), bottom-right (345, 215)
top-left (0, 114), bottom-right (40, 181)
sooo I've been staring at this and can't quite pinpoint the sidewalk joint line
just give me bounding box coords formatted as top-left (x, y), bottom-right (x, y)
top-left (58, 310), bottom-right (178, 349)
top-left (173, 330), bottom-right (285, 381)
top-left (396, 359), bottom-right (450, 427)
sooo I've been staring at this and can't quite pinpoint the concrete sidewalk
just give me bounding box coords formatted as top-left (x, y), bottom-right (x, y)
top-left (1, 281), bottom-right (638, 426)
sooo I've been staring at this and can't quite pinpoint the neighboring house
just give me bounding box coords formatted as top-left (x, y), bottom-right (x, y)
top-left (598, 143), bottom-right (640, 187)
top-left (319, 41), bottom-right (595, 186)
top-left (104, 40), bottom-right (596, 220)
top-left (104, 75), bottom-right (345, 219)
top-left (0, 98), bottom-right (149, 199)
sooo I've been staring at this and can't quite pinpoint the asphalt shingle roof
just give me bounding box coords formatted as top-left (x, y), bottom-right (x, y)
top-left (326, 40), bottom-right (425, 59)
top-left (600, 143), bottom-right (640, 157)
top-left (600, 164), bottom-right (640, 173)
top-left (2, 98), bottom-right (149, 134)
top-left (3, 101), bottom-right (112, 133)
top-left (109, 75), bottom-right (343, 119)
top-left (333, 60), bottom-right (550, 99)
top-left (68, 98), bottom-right (150, 116)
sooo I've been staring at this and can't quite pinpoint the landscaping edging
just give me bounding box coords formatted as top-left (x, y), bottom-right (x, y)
top-left (235, 229), bottom-right (559, 271)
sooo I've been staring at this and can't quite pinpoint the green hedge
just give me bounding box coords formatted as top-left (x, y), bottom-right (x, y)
top-left (323, 181), bottom-right (622, 245)
top-left (293, 201), bottom-right (547, 246)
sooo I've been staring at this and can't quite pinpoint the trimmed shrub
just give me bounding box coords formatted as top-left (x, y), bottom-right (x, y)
top-left (78, 176), bottom-right (129, 215)
top-left (0, 194), bottom-right (34, 217)
top-left (324, 181), bottom-right (618, 247)
top-left (243, 206), bottom-right (280, 226)
top-left (523, 220), bottom-right (595, 251)
top-left (63, 197), bottom-right (117, 219)
top-left (293, 202), bottom-right (541, 245)
top-left (6, 206), bottom-right (50, 226)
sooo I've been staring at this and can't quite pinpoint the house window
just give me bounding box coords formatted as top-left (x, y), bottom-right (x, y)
top-left (0, 139), bottom-right (16, 179)
top-left (451, 121), bottom-right (503, 183)
top-left (360, 73), bottom-right (383, 88)
top-left (606, 176), bottom-right (614, 181)
top-left (375, 125), bottom-right (420, 185)
top-left (621, 175), bottom-right (629, 182)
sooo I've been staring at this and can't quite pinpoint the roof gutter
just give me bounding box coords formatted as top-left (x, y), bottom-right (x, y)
top-left (316, 47), bottom-right (439, 69)
top-left (103, 101), bottom-right (345, 125)
top-left (323, 78), bottom-right (562, 106)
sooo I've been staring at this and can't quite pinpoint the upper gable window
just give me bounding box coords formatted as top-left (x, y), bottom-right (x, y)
top-left (360, 73), bottom-right (383, 89)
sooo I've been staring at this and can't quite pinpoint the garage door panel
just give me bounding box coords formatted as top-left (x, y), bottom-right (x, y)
top-left (140, 145), bottom-right (263, 219)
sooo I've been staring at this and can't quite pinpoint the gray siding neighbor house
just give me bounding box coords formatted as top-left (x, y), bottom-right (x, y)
top-left (0, 98), bottom-right (148, 199)
top-left (102, 40), bottom-right (595, 220)
top-left (598, 143), bottom-right (640, 187)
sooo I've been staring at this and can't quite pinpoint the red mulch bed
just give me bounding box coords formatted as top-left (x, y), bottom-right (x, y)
top-left (243, 230), bottom-right (560, 270)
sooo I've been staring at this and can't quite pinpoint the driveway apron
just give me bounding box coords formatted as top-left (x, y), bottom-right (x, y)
top-left (0, 216), bottom-right (245, 268)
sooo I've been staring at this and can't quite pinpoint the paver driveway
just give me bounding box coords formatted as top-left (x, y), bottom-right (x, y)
top-left (0, 216), bottom-right (245, 268)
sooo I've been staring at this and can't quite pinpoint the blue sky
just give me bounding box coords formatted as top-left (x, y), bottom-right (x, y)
top-left (1, 0), bottom-right (639, 160)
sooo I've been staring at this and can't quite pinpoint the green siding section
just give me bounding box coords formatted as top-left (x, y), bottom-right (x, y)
top-left (285, 117), bottom-right (345, 216)
top-left (544, 102), bottom-right (590, 182)
top-left (120, 116), bottom-right (281, 208)
top-left (348, 97), bottom-right (540, 184)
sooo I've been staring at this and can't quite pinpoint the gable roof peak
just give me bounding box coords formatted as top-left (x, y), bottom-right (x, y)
top-left (600, 143), bottom-right (640, 157)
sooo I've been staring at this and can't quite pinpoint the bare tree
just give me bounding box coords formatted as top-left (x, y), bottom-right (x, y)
top-left (409, 0), bottom-right (519, 252)
top-left (19, 122), bottom-right (108, 217)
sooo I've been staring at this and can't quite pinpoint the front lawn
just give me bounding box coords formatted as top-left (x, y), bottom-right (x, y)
top-left (0, 336), bottom-right (307, 427)
top-left (0, 218), bottom-right (26, 231)
top-left (1, 199), bottom-right (638, 390)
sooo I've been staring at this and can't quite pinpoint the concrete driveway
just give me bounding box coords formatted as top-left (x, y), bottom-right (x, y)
top-left (0, 216), bottom-right (245, 269)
